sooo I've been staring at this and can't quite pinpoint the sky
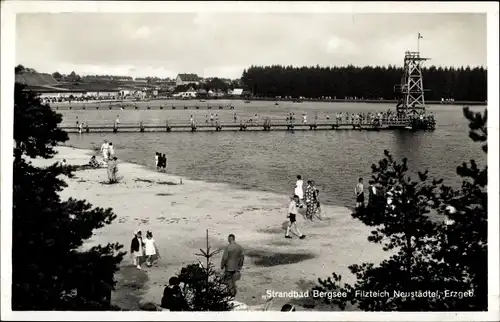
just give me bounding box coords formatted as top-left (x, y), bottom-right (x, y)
top-left (15, 12), bottom-right (487, 79)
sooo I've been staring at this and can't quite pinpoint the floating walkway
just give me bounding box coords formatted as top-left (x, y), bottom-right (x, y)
top-left (51, 102), bottom-right (235, 111)
top-left (60, 119), bottom-right (435, 133)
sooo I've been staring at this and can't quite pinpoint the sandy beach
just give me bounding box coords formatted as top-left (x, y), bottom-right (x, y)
top-left (30, 146), bottom-right (390, 311)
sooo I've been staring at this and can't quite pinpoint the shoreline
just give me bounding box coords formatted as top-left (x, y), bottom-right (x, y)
top-left (61, 143), bottom-right (351, 209)
top-left (47, 98), bottom-right (487, 109)
top-left (30, 146), bottom-right (391, 311)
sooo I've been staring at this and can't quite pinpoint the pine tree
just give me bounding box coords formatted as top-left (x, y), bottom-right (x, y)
top-left (176, 230), bottom-right (234, 311)
top-left (12, 83), bottom-right (125, 310)
top-left (313, 107), bottom-right (487, 311)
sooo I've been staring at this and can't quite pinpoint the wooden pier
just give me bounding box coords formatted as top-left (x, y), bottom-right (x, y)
top-left (50, 102), bottom-right (235, 111)
top-left (59, 119), bottom-right (431, 133)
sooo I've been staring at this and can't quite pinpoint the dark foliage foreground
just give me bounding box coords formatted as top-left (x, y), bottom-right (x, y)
top-left (314, 107), bottom-right (487, 311)
top-left (12, 83), bottom-right (125, 310)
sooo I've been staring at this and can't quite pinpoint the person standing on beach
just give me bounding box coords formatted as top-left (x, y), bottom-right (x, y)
top-left (304, 180), bottom-right (317, 221)
top-left (286, 195), bottom-right (306, 240)
top-left (144, 231), bottom-right (160, 267)
top-left (112, 157), bottom-right (119, 181)
top-left (162, 153), bottom-right (167, 172)
top-left (78, 121), bottom-right (83, 134)
top-left (130, 230), bottom-right (145, 270)
top-left (107, 157), bottom-right (118, 183)
top-left (355, 177), bottom-right (365, 209)
top-left (100, 139), bottom-right (110, 164)
top-left (294, 175), bottom-right (304, 208)
top-left (314, 184), bottom-right (322, 220)
top-left (221, 234), bottom-right (244, 297)
top-left (108, 142), bottom-right (115, 159)
top-left (155, 152), bottom-right (160, 171)
top-left (157, 153), bottom-right (164, 171)
top-left (367, 180), bottom-right (377, 207)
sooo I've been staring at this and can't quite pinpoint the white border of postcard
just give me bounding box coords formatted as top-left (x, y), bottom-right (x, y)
top-left (1, 1), bottom-right (499, 321)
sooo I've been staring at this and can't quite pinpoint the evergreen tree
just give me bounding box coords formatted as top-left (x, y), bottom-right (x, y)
top-left (313, 107), bottom-right (487, 311)
top-left (12, 83), bottom-right (125, 310)
top-left (241, 65), bottom-right (487, 101)
top-left (175, 230), bottom-right (234, 311)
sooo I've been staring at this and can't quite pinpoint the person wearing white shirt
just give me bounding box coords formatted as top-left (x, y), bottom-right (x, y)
top-left (294, 175), bottom-right (304, 207)
top-left (100, 140), bottom-right (110, 163)
top-left (285, 195), bottom-right (306, 240)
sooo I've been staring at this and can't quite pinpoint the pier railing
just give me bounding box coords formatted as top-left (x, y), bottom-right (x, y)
top-left (49, 101), bottom-right (235, 110)
top-left (60, 117), bottom-right (420, 133)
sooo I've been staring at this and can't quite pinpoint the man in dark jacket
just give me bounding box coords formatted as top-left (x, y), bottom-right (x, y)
top-left (221, 234), bottom-right (244, 296)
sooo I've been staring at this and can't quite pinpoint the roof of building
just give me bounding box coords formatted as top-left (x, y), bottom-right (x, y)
top-left (232, 88), bottom-right (243, 95)
top-left (16, 72), bottom-right (59, 86)
top-left (177, 73), bottom-right (200, 82)
top-left (23, 85), bottom-right (72, 93)
top-left (57, 82), bottom-right (120, 91)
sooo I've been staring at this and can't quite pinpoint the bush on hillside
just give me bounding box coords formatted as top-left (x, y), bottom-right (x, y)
top-left (313, 107), bottom-right (487, 311)
top-left (12, 83), bottom-right (125, 310)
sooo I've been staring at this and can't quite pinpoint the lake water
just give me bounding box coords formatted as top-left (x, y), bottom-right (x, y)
top-left (61, 100), bottom-right (487, 207)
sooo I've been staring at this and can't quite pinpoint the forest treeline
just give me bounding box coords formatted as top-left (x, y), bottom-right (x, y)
top-left (241, 65), bottom-right (487, 102)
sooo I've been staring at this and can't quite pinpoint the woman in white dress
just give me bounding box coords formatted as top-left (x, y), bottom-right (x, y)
top-left (144, 231), bottom-right (160, 267)
top-left (294, 175), bottom-right (304, 208)
top-left (100, 140), bottom-right (110, 164)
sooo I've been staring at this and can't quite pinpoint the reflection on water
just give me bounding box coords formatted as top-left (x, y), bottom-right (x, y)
top-left (64, 101), bottom-right (486, 207)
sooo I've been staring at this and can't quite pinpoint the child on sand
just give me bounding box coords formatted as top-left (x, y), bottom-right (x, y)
top-left (294, 175), bottom-right (304, 208)
top-left (89, 155), bottom-right (100, 168)
top-left (130, 230), bottom-right (144, 270)
top-left (144, 231), bottom-right (160, 267)
top-left (285, 195), bottom-right (306, 240)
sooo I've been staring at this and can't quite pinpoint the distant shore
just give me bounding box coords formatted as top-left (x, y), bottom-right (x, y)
top-left (29, 146), bottom-right (390, 311)
top-left (48, 97), bottom-right (487, 109)
top-left (152, 97), bottom-right (487, 106)
top-left (251, 98), bottom-right (487, 106)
